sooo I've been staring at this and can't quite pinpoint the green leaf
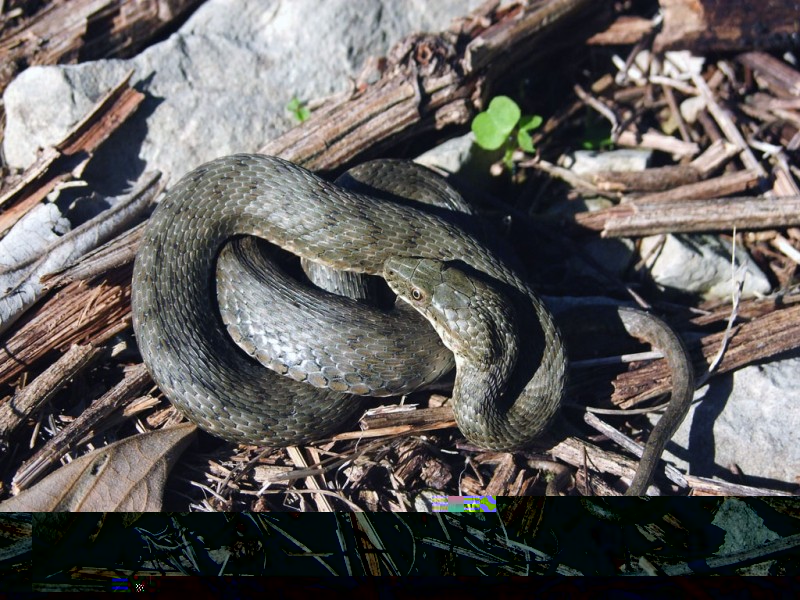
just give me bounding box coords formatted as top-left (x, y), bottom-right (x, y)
top-left (286, 96), bottom-right (310, 123)
top-left (471, 95), bottom-right (521, 150)
top-left (486, 96), bottom-right (521, 131)
top-left (517, 130), bottom-right (535, 154)
top-left (519, 114), bottom-right (543, 132)
top-left (517, 114), bottom-right (542, 153)
top-left (502, 146), bottom-right (515, 170)
top-left (472, 112), bottom-right (507, 150)
top-left (582, 136), bottom-right (614, 151)
top-left (582, 110), bottom-right (613, 151)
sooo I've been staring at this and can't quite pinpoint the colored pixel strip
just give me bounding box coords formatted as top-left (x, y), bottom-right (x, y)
top-left (111, 575), bottom-right (160, 592)
top-left (431, 495), bottom-right (496, 512)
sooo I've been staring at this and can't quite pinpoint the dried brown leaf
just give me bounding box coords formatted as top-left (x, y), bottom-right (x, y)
top-left (0, 423), bottom-right (196, 512)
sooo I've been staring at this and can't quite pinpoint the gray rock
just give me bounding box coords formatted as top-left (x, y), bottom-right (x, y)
top-left (4, 64), bottom-right (132, 169)
top-left (662, 353), bottom-right (800, 487)
top-left (640, 233), bottom-right (772, 300)
top-left (414, 131), bottom-right (507, 201)
top-left (415, 132), bottom-right (477, 176)
top-left (571, 235), bottom-right (636, 280)
top-left (713, 498), bottom-right (780, 554)
top-left (700, 498), bottom-right (783, 575)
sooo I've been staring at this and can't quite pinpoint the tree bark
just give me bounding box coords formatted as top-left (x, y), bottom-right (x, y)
top-left (0, 0), bottom-right (203, 96)
top-left (655, 0), bottom-right (800, 53)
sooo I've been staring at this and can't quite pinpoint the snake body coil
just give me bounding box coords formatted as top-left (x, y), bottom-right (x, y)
top-left (132, 154), bottom-right (567, 448)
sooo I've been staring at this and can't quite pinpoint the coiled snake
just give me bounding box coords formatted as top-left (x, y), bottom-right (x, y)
top-left (132, 154), bottom-right (693, 495)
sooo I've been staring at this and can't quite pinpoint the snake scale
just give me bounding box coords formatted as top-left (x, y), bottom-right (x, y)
top-left (132, 154), bottom-right (693, 495)
top-left (213, 160), bottom-right (473, 398)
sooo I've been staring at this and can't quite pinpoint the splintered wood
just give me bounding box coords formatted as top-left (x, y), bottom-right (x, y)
top-left (0, 0), bottom-right (203, 96)
top-left (0, 265), bottom-right (133, 386)
top-left (0, 72), bottom-right (145, 236)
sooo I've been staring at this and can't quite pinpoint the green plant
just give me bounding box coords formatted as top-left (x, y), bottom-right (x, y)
top-left (581, 110), bottom-right (613, 151)
top-left (286, 96), bottom-right (310, 123)
top-left (471, 96), bottom-right (542, 169)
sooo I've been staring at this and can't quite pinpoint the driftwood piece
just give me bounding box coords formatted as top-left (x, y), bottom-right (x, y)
top-left (586, 15), bottom-right (654, 46)
top-left (41, 222), bottom-right (145, 290)
top-left (623, 169), bottom-right (762, 204)
top-left (0, 0), bottom-right (203, 95)
top-left (591, 165), bottom-right (702, 193)
top-left (693, 294), bottom-right (800, 327)
top-left (654, 0), bottom-right (800, 53)
top-left (356, 405), bottom-right (457, 440)
top-left (689, 139), bottom-right (740, 177)
top-left (572, 195), bottom-right (800, 237)
top-left (615, 129), bottom-right (699, 157)
top-left (692, 72), bottom-right (767, 177)
top-left (738, 52), bottom-right (800, 99)
top-left (685, 475), bottom-right (797, 497)
top-left (589, 139), bottom-right (740, 193)
top-left (0, 172), bottom-right (160, 336)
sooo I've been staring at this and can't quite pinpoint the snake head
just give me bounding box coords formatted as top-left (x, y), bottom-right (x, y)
top-left (383, 257), bottom-right (518, 368)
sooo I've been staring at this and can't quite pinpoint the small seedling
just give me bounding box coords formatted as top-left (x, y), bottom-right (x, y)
top-left (286, 96), bottom-right (310, 123)
top-left (471, 96), bottom-right (542, 169)
top-left (581, 110), bottom-right (613, 151)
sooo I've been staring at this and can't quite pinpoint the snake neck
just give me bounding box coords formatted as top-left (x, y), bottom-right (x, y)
top-left (451, 295), bottom-right (566, 452)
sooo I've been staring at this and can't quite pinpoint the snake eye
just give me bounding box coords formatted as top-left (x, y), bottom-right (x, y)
top-left (411, 288), bottom-right (423, 301)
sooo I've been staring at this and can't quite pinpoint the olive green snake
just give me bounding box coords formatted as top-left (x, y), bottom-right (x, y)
top-left (131, 154), bottom-right (694, 495)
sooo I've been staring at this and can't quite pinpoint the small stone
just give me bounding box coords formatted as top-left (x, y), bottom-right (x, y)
top-left (640, 233), bottom-right (771, 300)
top-left (567, 149), bottom-right (653, 176)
